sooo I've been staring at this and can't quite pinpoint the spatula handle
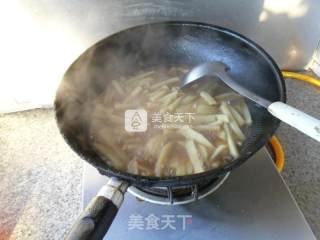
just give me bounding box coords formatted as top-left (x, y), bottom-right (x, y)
top-left (268, 101), bottom-right (320, 142)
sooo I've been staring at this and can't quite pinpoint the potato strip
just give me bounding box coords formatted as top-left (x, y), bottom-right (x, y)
top-left (200, 91), bottom-right (217, 105)
top-left (210, 145), bottom-right (227, 161)
top-left (185, 140), bottom-right (204, 173)
top-left (165, 96), bottom-right (182, 112)
top-left (194, 114), bottom-right (228, 124)
top-left (159, 91), bottom-right (178, 105)
top-left (149, 88), bottom-right (169, 102)
top-left (112, 80), bottom-right (125, 96)
top-left (169, 157), bottom-right (187, 176)
top-left (181, 95), bottom-right (197, 104)
top-left (193, 121), bottom-right (222, 131)
top-left (218, 131), bottom-right (227, 140)
top-left (223, 124), bottom-right (239, 158)
top-left (125, 86), bottom-right (143, 101)
top-left (220, 102), bottom-right (245, 140)
top-left (178, 127), bottom-right (214, 148)
top-left (196, 104), bottom-right (218, 114)
top-left (155, 142), bottom-right (174, 176)
top-left (150, 77), bottom-right (179, 90)
top-left (229, 105), bottom-right (245, 126)
top-left (127, 160), bottom-right (138, 174)
top-left (146, 135), bottom-right (166, 159)
top-left (126, 71), bottom-right (155, 84)
top-left (240, 101), bottom-right (252, 125)
top-left (215, 92), bottom-right (242, 101)
top-left (197, 143), bottom-right (208, 160)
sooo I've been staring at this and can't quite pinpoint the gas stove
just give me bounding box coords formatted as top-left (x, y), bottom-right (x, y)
top-left (127, 173), bottom-right (229, 205)
top-left (82, 148), bottom-right (316, 240)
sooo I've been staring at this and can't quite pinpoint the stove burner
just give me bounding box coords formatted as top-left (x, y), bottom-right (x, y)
top-left (128, 173), bottom-right (230, 205)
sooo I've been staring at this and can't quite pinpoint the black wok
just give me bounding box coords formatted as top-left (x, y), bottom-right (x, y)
top-left (54, 22), bottom-right (285, 239)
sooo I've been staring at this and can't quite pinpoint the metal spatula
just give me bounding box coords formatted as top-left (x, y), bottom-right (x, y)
top-left (181, 62), bottom-right (320, 142)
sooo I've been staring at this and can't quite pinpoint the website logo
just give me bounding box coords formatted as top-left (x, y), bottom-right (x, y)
top-left (125, 109), bottom-right (148, 132)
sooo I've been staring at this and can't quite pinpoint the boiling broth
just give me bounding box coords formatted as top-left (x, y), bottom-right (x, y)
top-left (90, 67), bottom-right (252, 177)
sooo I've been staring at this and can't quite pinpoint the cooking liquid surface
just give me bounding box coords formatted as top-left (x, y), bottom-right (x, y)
top-left (90, 67), bottom-right (252, 177)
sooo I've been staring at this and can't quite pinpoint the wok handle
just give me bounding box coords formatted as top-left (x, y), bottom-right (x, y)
top-left (268, 101), bottom-right (320, 142)
top-left (66, 178), bottom-right (128, 240)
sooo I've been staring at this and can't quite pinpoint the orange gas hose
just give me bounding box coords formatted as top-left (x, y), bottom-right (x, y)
top-left (268, 71), bottom-right (319, 172)
top-left (269, 136), bottom-right (285, 172)
top-left (282, 71), bottom-right (320, 88)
